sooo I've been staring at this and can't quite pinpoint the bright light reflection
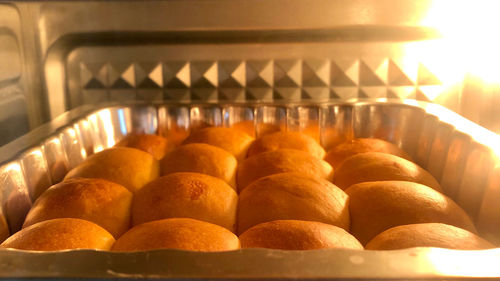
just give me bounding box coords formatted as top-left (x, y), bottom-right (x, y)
top-left (97, 109), bottom-right (116, 148)
top-left (421, 0), bottom-right (500, 84)
top-left (4, 162), bottom-right (21, 173)
top-left (427, 248), bottom-right (500, 277)
top-left (80, 148), bottom-right (87, 159)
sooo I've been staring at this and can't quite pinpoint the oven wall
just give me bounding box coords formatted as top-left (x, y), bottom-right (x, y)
top-left (0, 0), bottom-right (498, 146)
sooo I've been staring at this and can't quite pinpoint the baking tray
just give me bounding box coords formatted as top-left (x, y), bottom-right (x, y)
top-left (1, 99), bottom-right (500, 279)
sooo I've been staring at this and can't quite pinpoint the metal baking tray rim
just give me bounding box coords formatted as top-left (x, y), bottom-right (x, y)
top-left (1, 98), bottom-right (500, 278)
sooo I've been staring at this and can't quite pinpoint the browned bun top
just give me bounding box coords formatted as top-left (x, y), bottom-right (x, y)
top-left (64, 147), bottom-right (160, 193)
top-left (112, 218), bottom-right (240, 252)
top-left (345, 181), bottom-right (477, 245)
top-left (182, 127), bottom-right (254, 162)
top-left (237, 149), bottom-right (333, 192)
top-left (231, 120), bottom-right (256, 138)
top-left (132, 172), bottom-right (238, 232)
top-left (115, 133), bottom-right (174, 160)
top-left (333, 152), bottom-right (441, 192)
top-left (161, 143), bottom-right (237, 189)
top-left (247, 131), bottom-right (325, 159)
top-left (239, 220), bottom-right (363, 250)
top-left (324, 138), bottom-right (412, 169)
top-left (23, 178), bottom-right (132, 238)
top-left (366, 223), bottom-right (495, 250)
top-left (237, 173), bottom-right (349, 234)
top-left (1, 218), bottom-right (115, 251)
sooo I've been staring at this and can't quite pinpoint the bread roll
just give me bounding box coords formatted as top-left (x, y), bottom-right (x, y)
top-left (366, 223), bottom-right (494, 250)
top-left (64, 147), bottom-right (160, 193)
top-left (240, 220), bottom-right (363, 250)
top-left (247, 131), bottom-right (325, 159)
top-left (112, 218), bottom-right (240, 252)
top-left (238, 173), bottom-right (349, 234)
top-left (333, 152), bottom-right (441, 192)
top-left (182, 127), bottom-right (254, 162)
top-left (23, 178), bottom-right (132, 238)
top-left (1, 218), bottom-right (115, 251)
top-left (115, 133), bottom-right (174, 160)
top-left (237, 149), bottom-right (333, 192)
top-left (231, 120), bottom-right (256, 138)
top-left (324, 138), bottom-right (412, 169)
top-left (133, 173), bottom-right (238, 232)
top-left (161, 143), bottom-right (237, 189)
top-left (346, 181), bottom-right (477, 245)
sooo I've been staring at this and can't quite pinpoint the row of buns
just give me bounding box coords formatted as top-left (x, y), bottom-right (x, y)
top-left (0, 126), bottom-right (495, 252)
top-left (2, 216), bottom-right (492, 252)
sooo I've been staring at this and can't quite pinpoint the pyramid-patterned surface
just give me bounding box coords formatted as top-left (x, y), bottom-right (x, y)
top-left (109, 63), bottom-right (135, 89)
top-left (191, 61), bottom-right (218, 88)
top-left (81, 63), bottom-right (108, 89)
top-left (302, 59), bottom-right (330, 87)
top-left (218, 61), bottom-right (245, 88)
top-left (136, 63), bottom-right (163, 89)
top-left (331, 59), bottom-right (358, 86)
top-left (388, 60), bottom-right (415, 86)
top-left (274, 59), bottom-right (302, 87)
top-left (75, 55), bottom-right (447, 104)
top-left (246, 60), bottom-right (273, 88)
top-left (359, 58), bottom-right (388, 86)
top-left (388, 86), bottom-right (416, 99)
top-left (164, 61), bottom-right (190, 88)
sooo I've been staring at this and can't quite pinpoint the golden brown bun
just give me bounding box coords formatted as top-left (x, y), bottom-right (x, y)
top-left (115, 134), bottom-right (174, 160)
top-left (161, 143), bottom-right (237, 189)
top-left (182, 127), bottom-right (254, 162)
top-left (239, 220), bottom-right (363, 250)
top-left (162, 123), bottom-right (190, 146)
top-left (64, 147), bottom-right (160, 193)
top-left (247, 131), bottom-right (325, 159)
top-left (23, 178), bottom-right (132, 238)
top-left (324, 138), bottom-right (412, 169)
top-left (112, 218), bottom-right (240, 252)
top-left (237, 149), bottom-right (333, 192)
top-left (345, 181), bottom-right (477, 245)
top-left (1, 218), bottom-right (115, 251)
top-left (231, 120), bottom-right (256, 138)
top-left (238, 173), bottom-right (349, 234)
top-left (366, 223), bottom-right (494, 250)
top-left (333, 152), bottom-right (441, 192)
top-left (132, 173), bottom-right (238, 232)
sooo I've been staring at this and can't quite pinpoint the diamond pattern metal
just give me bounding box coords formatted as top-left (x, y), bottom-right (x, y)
top-left (218, 61), bottom-right (245, 88)
top-left (107, 63), bottom-right (135, 89)
top-left (330, 87), bottom-right (358, 100)
top-left (331, 59), bottom-right (358, 86)
top-left (246, 60), bottom-right (273, 88)
top-left (359, 59), bottom-right (388, 86)
top-left (164, 62), bottom-right (190, 88)
top-left (76, 57), bottom-right (445, 103)
top-left (302, 59), bottom-right (330, 87)
top-left (388, 86), bottom-right (416, 99)
top-left (191, 61), bottom-right (218, 88)
top-left (135, 63), bottom-right (163, 89)
top-left (388, 60), bottom-right (414, 86)
top-left (418, 64), bottom-right (442, 85)
top-left (274, 88), bottom-right (301, 101)
top-left (81, 63), bottom-right (108, 89)
top-left (274, 59), bottom-right (302, 87)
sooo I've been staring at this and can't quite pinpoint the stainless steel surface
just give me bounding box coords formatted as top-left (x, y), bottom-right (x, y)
top-left (1, 100), bottom-right (500, 278)
top-left (2, 0), bottom-right (499, 143)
